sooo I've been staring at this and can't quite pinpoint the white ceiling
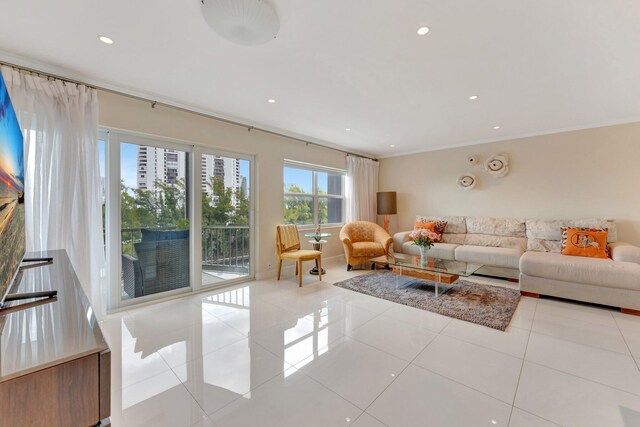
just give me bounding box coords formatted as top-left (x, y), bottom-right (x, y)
top-left (1, 0), bottom-right (640, 158)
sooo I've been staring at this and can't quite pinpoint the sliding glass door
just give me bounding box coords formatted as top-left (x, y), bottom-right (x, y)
top-left (199, 152), bottom-right (252, 286)
top-left (104, 130), bottom-right (255, 310)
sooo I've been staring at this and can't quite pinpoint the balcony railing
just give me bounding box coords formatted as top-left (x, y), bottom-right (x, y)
top-left (121, 226), bottom-right (250, 274)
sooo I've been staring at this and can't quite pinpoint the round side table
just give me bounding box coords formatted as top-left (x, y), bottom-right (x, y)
top-left (304, 232), bottom-right (332, 275)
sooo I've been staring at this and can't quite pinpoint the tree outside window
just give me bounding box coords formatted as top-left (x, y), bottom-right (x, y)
top-left (283, 163), bottom-right (345, 227)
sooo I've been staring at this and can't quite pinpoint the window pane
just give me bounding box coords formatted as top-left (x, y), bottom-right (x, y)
top-left (120, 142), bottom-right (190, 300)
top-left (318, 197), bottom-right (343, 224)
top-left (284, 167), bottom-right (312, 194)
top-left (201, 154), bottom-right (251, 285)
top-left (317, 172), bottom-right (343, 196)
top-left (284, 195), bottom-right (314, 225)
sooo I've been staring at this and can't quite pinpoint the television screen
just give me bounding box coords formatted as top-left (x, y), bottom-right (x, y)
top-left (0, 73), bottom-right (25, 304)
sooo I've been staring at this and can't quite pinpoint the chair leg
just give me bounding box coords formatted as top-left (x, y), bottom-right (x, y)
top-left (317, 256), bottom-right (322, 281)
top-left (277, 259), bottom-right (282, 280)
top-left (347, 264), bottom-right (353, 271)
top-left (298, 260), bottom-right (303, 287)
top-left (295, 262), bottom-right (298, 276)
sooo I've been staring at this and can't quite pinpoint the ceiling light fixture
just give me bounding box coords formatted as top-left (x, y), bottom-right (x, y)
top-left (390, 144), bottom-right (396, 148)
top-left (469, 95), bottom-right (478, 100)
top-left (98, 35), bottom-right (114, 44)
top-left (493, 125), bottom-right (501, 129)
top-left (417, 26), bottom-right (430, 36)
top-left (267, 99), bottom-right (276, 103)
top-left (201, 0), bottom-right (280, 46)
top-left (345, 128), bottom-right (351, 132)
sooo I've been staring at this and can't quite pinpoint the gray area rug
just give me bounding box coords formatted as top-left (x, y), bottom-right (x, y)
top-left (333, 271), bottom-right (520, 331)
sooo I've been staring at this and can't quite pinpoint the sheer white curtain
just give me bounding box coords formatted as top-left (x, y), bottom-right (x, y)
top-left (346, 155), bottom-right (379, 222)
top-left (1, 66), bottom-right (106, 319)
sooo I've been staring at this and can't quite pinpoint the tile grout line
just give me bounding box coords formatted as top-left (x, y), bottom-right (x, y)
top-left (507, 298), bottom-right (537, 426)
top-left (528, 327), bottom-right (632, 357)
top-left (612, 312), bottom-right (640, 372)
top-left (439, 322), bottom-right (530, 359)
top-left (510, 406), bottom-right (562, 427)
top-left (356, 322), bottom-right (443, 421)
top-left (192, 338), bottom-right (303, 420)
top-left (525, 359), bottom-right (640, 398)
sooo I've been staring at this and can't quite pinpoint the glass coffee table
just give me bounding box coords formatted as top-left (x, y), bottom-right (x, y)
top-left (369, 253), bottom-right (483, 297)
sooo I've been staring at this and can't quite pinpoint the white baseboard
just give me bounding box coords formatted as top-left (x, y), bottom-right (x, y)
top-left (256, 254), bottom-right (344, 280)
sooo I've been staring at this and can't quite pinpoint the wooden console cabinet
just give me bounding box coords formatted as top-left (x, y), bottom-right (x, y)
top-left (0, 250), bottom-right (110, 426)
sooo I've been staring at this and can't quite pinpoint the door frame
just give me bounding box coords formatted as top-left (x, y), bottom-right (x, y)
top-left (102, 127), bottom-right (256, 312)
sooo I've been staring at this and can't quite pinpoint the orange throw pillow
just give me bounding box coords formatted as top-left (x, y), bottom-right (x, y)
top-left (414, 221), bottom-right (437, 231)
top-left (561, 227), bottom-right (609, 259)
top-left (413, 221), bottom-right (447, 243)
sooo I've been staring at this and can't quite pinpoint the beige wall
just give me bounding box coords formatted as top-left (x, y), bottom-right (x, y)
top-left (379, 122), bottom-right (640, 246)
top-left (98, 91), bottom-right (347, 278)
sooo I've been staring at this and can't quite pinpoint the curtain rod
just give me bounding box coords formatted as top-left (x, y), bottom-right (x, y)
top-left (0, 60), bottom-right (377, 161)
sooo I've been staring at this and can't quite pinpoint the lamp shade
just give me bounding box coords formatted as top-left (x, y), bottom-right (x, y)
top-left (377, 192), bottom-right (397, 215)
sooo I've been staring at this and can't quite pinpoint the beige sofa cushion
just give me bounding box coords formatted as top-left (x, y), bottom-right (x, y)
top-left (520, 252), bottom-right (640, 291)
top-left (526, 218), bottom-right (618, 253)
top-left (464, 234), bottom-right (527, 251)
top-left (441, 233), bottom-right (466, 245)
top-left (466, 216), bottom-right (526, 237)
top-left (416, 215), bottom-right (466, 234)
top-left (402, 242), bottom-right (459, 260)
top-left (455, 245), bottom-right (523, 269)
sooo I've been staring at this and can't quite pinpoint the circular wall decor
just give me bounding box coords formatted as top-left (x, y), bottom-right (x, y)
top-left (457, 173), bottom-right (477, 190)
top-left (484, 153), bottom-right (509, 177)
top-left (467, 155), bottom-right (480, 166)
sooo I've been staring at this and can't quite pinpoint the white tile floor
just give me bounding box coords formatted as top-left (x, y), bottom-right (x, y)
top-left (101, 263), bottom-right (640, 427)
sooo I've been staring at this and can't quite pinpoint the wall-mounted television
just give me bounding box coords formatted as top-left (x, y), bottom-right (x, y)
top-left (0, 72), bottom-right (25, 306)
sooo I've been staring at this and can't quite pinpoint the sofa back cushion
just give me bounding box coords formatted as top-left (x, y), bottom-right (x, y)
top-left (464, 217), bottom-right (527, 250)
top-left (526, 218), bottom-right (617, 253)
top-left (466, 217), bottom-right (526, 237)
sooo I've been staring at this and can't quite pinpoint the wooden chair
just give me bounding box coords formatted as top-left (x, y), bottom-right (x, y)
top-left (276, 224), bottom-right (322, 287)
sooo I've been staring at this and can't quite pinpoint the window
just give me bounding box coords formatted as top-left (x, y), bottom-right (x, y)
top-left (283, 161), bottom-right (345, 227)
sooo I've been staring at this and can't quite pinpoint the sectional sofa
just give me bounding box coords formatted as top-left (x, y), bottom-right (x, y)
top-left (393, 215), bottom-right (640, 312)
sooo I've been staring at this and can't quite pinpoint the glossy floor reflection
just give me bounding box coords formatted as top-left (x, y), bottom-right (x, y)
top-left (101, 262), bottom-right (640, 427)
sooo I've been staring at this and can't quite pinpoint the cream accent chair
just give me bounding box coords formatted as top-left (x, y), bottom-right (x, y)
top-left (340, 221), bottom-right (393, 271)
top-left (276, 224), bottom-right (322, 287)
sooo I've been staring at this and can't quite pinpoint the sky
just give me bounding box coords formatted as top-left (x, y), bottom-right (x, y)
top-left (284, 167), bottom-right (312, 193)
top-left (0, 75), bottom-right (24, 194)
top-left (98, 141), bottom-right (251, 191)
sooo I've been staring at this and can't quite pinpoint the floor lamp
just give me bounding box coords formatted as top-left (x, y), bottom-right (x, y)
top-left (377, 191), bottom-right (397, 234)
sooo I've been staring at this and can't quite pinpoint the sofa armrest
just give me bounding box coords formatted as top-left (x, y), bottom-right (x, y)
top-left (609, 242), bottom-right (640, 264)
top-left (393, 231), bottom-right (412, 253)
top-left (339, 230), bottom-right (353, 249)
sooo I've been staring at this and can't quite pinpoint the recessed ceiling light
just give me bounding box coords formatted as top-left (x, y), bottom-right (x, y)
top-left (493, 125), bottom-right (501, 129)
top-left (390, 144), bottom-right (396, 148)
top-left (417, 26), bottom-right (430, 36)
top-left (267, 99), bottom-right (276, 103)
top-left (98, 35), bottom-right (114, 44)
top-left (469, 95), bottom-right (478, 100)
top-left (345, 128), bottom-right (351, 131)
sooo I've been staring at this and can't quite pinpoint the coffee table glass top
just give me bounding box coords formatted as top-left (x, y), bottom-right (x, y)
top-left (370, 253), bottom-right (483, 277)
